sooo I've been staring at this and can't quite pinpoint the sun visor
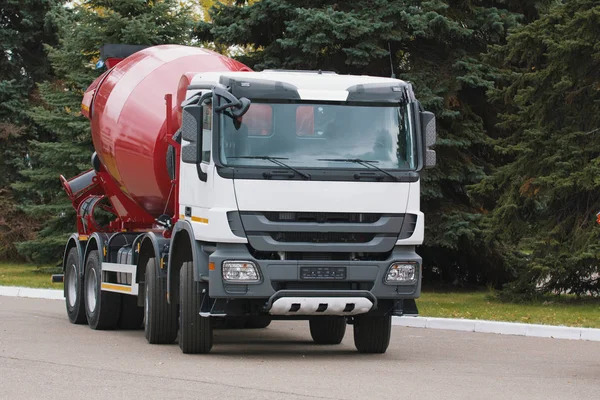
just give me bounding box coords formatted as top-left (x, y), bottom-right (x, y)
top-left (346, 82), bottom-right (413, 103)
top-left (219, 76), bottom-right (301, 100)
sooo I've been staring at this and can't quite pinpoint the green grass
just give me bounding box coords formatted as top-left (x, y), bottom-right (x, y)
top-left (0, 263), bottom-right (63, 289)
top-left (418, 290), bottom-right (600, 329)
top-left (1, 263), bottom-right (599, 328)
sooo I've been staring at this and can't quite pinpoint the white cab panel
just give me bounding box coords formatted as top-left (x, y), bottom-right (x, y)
top-left (396, 180), bottom-right (423, 244)
top-left (297, 89), bottom-right (348, 101)
top-left (179, 161), bottom-right (247, 243)
top-left (233, 179), bottom-right (411, 214)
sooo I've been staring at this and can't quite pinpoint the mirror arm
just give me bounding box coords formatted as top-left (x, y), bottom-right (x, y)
top-left (213, 87), bottom-right (251, 118)
top-left (183, 92), bottom-right (212, 108)
top-left (213, 87), bottom-right (241, 112)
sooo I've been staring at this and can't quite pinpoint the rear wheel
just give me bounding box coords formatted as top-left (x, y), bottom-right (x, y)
top-left (353, 315), bottom-right (392, 354)
top-left (144, 257), bottom-right (178, 344)
top-left (179, 261), bottom-right (212, 354)
top-left (65, 247), bottom-right (86, 324)
top-left (84, 250), bottom-right (121, 330)
top-left (309, 316), bottom-right (346, 344)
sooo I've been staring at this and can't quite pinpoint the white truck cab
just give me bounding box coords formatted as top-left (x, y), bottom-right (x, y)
top-left (170, 70), bottom-right (436, 353)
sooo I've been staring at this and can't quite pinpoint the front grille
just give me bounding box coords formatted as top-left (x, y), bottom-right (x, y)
top-left (286, 252), bottom-right (391, 261)
top-left (270, 232), bottom-right (375, 243)
top-left (248, 249), bottom-right (391, 261)
top-left (272, 281), bottom-right (374, 291)
top-left (285, 252), bottom-right (351, 261)
top-left (399, 213), bottom-right (417, 239)
top-left (262, 212), bottom-right (381, 224)
top-left (238, 211), bottom-right (402, 254)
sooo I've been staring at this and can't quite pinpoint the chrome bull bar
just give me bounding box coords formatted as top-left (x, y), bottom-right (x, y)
top-left (265, 290), bottom-right (377, 316)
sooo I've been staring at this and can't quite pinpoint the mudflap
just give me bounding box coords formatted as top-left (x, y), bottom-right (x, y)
top-left (390, 299), bottom-right (419, 317)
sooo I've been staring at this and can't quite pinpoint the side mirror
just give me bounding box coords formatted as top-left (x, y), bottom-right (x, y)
top-left (420, 111), bottom-right (436, 168)
top-left (425, 149), bottom-right (436, 168)
top-left (181, 104), bottom-right (207, 181)
top-left (181, 105), bottom-right (201, 144)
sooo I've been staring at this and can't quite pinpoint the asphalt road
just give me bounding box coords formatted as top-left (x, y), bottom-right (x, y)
top-left (0, 296), bottom-right (598, 400)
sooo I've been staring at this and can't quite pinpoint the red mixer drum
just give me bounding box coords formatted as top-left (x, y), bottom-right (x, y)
top-left (84, 45), bottom-right (251, 218)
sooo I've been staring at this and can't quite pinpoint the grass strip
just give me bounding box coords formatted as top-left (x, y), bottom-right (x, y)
top-left (418, 290), bottom-right (600, 329)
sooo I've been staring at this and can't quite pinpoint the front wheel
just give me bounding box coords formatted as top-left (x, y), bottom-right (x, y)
top-left (179, 261), bottom-right (213, 354)
top-left (309, 316), bottom-right (346, 344)
top-left (353, 315), bottom-right (392, 354)
top-left (144, 257), bottom-right (178, 344)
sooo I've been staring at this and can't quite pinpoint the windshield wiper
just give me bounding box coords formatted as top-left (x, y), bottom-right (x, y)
top-left (229, 156), bottom-right (311, 180)
top-left (317, 158), bottom-right (401, 181)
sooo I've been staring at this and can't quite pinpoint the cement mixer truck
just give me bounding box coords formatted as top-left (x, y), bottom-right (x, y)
top-left (59, 44), bottom-right (436, 354)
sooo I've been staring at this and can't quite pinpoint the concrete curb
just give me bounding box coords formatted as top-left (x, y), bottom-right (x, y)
top-left (1, 285), bottom-right (599, 342)
top-left (393, 316), bottom-right (600, 342)
top-left (0, 285), bottom-right (64, 300)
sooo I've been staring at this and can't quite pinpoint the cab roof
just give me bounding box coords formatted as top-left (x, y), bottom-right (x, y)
top-left (189, 70), bottom-right (415, 103)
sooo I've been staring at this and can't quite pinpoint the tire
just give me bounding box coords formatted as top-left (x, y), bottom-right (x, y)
top-left (179, 261), bottom-right (212, 354)
top-left (245, 316), bottom-right (272, 329)
top-left (353, 315), bottom-right (392, 354)
top-left (118, 294), bottom-right (144, 330)
top-left (64, 247), bottom-right (86, 324)
top-left (84, 250), bottom-right (121, 330)
top-left (309, 316), bottom-right (346, 344)
top-left (144, 257), bottom-right (178, 344)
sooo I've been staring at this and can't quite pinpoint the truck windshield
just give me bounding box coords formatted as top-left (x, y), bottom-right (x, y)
top-left (218, 102), bottom-right (416, 170)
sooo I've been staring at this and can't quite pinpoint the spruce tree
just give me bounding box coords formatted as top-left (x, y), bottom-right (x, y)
top-left (14, 0), bottom-right (195, 263)
top-left (197, 0), bottom-right (536, 285)
top-left (0, 0), bottom-right (63, 260)
top-left (472, 0), bottom-right (600, 296)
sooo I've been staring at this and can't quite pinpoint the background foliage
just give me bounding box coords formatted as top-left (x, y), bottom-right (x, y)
top-left (5, 0), bottom-right (196, 263)
top-left (472, 0), bottom-right (600, 297)
top-left (0, 0), bottom-right (62, 260)
top-left (1, 0), bottom-right (598, 297)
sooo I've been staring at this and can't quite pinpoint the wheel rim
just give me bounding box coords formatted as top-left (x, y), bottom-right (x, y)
top-left (67, 264), bottom-right (77, 308)
top-left (86, 267), bottom-right (98, 313)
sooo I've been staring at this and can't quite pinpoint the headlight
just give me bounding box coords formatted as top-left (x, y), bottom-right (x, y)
top-left (385, 262), bottom-right (417, 284)
top-left (222, 261), bottom-right (260, 283)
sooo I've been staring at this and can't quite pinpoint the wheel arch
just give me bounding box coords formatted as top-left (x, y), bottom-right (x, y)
top-left (83, 232), bottom-right (110, 268)
top-left (168, 221), bottom-right (194, 304)
top-left (62, 234), bottom-right (85, 276)
top-left (168, 220), bottom-right (210, 304)
top-left (135, 232), bottom-right (170, 305)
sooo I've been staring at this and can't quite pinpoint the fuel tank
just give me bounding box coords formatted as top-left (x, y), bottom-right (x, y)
top-left (84, 45), bottom-right (250, 218)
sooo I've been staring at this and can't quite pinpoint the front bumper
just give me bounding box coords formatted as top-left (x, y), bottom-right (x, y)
top-left (206, 243), bottom-right (421, 301)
